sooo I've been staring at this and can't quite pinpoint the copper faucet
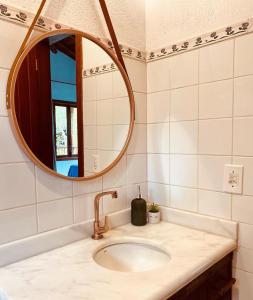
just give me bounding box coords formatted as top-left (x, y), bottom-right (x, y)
top-left (92, 191), bottom-right (118, 240)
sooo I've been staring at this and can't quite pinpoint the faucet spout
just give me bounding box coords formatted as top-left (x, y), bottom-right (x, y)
top-left (92, 191), bottom-right (118, 240)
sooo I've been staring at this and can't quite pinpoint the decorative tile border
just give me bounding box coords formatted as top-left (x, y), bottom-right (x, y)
top-left (0, 2), bottom-right (146, 62)
top-left (83, 62), bottom-right (118, 78)
top-left (1, 2), bottom-right (253, 64)
top-left (147, 19), bottom-right (253, 61)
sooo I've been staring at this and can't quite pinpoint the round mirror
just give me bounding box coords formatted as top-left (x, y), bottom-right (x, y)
top-left (7, 29), bottom-right (134, 180)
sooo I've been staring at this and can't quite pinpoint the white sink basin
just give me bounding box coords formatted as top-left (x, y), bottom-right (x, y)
top-left (93, 240), bottom-right (171, 272)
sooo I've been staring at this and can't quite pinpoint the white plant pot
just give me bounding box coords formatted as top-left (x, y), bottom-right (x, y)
top-left (148, 211), bottom-right (160, 224)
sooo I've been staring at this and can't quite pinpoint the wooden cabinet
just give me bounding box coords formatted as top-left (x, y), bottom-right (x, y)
top-left (168, 253), bottom-right (235, 300)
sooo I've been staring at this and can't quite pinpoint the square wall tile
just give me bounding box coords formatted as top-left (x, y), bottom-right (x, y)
top-left (96, 73), bottom-right (113, 100)
top-left (83, 101), bottom-right (96, 125)
top-left (0, 163), bottom-right (35, 210)
top-left (233, 156), bottom-right (253, 196)
top-left (235, 32), bottom-right (253, 77)
top-left (234, 247), bottom-right (253, 273)
top-left (102, 155), bottom-right (127, 189)
top-left (148, 154), bottom-right (170, 184)
top-left (113, 125), bottom-right (129, 151)
top-left (125, 58), bottom-right (147, 93)
top-left (199, 119), bottom-right (232, 155)
top-left (0, 20), bottom-right (27, 69)
top-left (233, 117), bottom-right (253, 156)
top-left (103, 186), bottom-right (127, 215)
top-left (232, 195), bottom-right (253, 224)
top-left (170, 186), bottom-right (198, 212)
top-left (147, 58), bottom-right (170, 92)
top-left (169, 50), bottom-right (199, 89)
top-left (84, 126), bottom-right (97, 149)
top-left (113, 70), bottom-right (128, 98)
top-left (127, 124), bottom-right (147, 154)
top-left (0, 117), bottom-right (28, 163)
top-left (198, 190), bottom-right (231, 219)
top-left (170, 121), bottom-right (198, 154)
top-left (238, 222), bottom-right (253, 249)
top-left (112, 97), bottom-right (130, 125)
top-left (0, 205), bottom-right (37, 245)
top-left (170, 85), bottom-right (198, 121)
top-left (198, 155), bottom-right (232, 191)
top-left (199, 39), bottom-right (234, 83)
top-left (170, 154), bottom-right (198, 188)
top-left (147, 123), bottom-right (170, 153)
top-left (127, 154), bottom-right (147, 184)
top-left (97, 126), bottom-right (113, 150)
top-left (147, 91), bottom-right (170, 123)
top-left (73, 193), bottom-right (95, 223)
top-left (97, 99), bottom-right (112, 125)
top-left (0, 69), bottom-right (8, 116)
top-left (83, 77), bottom-right (96, 101)
top-left (148, 182), bottom-right (170, 206)
top-left (37, 198), bottom-right (73, 232)
top-left (35, 167), bottom-right (72, 202)
top-left (73, 178), bottom-right (102, 196)
top-left (199, 79), bottom-right (233, 119)
top-left (134, 92), bottom-right (147, 124)
top-left (234, 75), bottom-right (253, 117)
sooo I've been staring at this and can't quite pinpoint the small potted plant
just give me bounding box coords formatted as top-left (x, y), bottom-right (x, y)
top-left (148, 202), bottom-right (160, 224)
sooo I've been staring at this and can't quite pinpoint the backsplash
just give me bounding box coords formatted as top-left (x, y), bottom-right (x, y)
top-left (147, 32), bottom-right (253, 299)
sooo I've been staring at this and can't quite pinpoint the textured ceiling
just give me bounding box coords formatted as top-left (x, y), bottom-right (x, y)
top-left (5, 0), bottom-right (146, 51)
top-left (146, 0), bottom-right (253, 50)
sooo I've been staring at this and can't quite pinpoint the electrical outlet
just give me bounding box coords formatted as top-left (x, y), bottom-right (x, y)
top-left (223, 164), bottom-right (243, 194)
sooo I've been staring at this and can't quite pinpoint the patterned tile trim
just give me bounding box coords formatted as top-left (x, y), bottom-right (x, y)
top-left (1, 2), bottom-right (253, 63)
top-left (0, 2), bottom-right (146, 62)
top-left (83, 62), bottom-right (118, 78)
top-left (147, 19), bottom-right (253, 61)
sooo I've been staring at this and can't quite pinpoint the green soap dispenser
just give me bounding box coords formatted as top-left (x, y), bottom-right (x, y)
top-left (131, 185), bottom-right (147, 226)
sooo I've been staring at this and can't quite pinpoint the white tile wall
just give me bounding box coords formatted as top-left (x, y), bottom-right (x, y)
top-left (147, 33), bottom-right (253, 298)
top-left (199, 118), bottom-right (232, 155)
top-left (147, 123), bottom-right (170, 153)
top-left (37, 198), bottom-right (73, 232)
top-left (199, 39), bottom-right (234, 83)
top-left (170, 121), bottom-right (198, 154)
top-left (0, 163), bottom-right (35, 210)
top-left (170, 154), bottom-right (198, 187)
top-left (170, 85), bottom-right (198, 121)
top-left (169, 50), bottom-right (199, 88)
top-left (147, 90), bottom-right (170, 123)
top-left (199, 79), bottom-right (233, 119)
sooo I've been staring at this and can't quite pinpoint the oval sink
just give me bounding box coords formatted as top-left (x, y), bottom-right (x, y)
top-left (93, 241), bottom-right (171, 272)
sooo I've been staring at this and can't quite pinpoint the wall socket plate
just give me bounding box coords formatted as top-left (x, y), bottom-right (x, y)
top-left (223, 164), bottom-right (243, 194)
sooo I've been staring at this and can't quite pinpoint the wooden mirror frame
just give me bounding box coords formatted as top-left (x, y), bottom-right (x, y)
top-left (6, 28), bottom-right (135, 181)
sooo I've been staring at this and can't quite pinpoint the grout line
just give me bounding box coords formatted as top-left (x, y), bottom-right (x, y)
top-left (147, 73), bottom-right (253, 95)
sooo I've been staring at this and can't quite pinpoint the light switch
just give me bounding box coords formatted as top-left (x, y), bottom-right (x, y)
top-left (92, 154), bottom-right (100, 172)
top-left (223, 164), bottom-right (243, 194)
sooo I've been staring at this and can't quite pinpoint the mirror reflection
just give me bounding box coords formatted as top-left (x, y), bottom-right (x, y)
top-left (14, 33), bottom-right (131, 178)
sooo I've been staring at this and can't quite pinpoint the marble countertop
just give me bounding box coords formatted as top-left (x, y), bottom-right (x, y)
top-left (0, 222), bottom-right (236, 300)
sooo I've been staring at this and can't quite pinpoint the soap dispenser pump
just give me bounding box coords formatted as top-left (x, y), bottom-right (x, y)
top-left (131, 185), bottom-right (147, 226)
